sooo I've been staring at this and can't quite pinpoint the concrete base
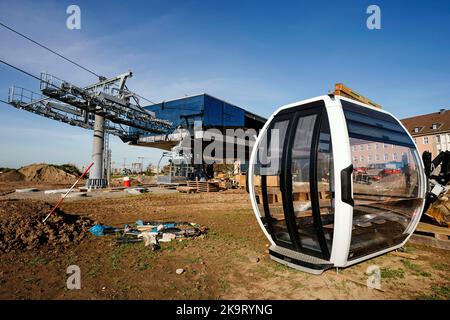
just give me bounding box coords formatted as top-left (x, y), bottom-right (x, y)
top-left (86, 178), bottom-right (107, 189)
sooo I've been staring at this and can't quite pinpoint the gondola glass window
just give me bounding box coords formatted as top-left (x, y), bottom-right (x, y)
top-left (254, 119), bottom-right (291, 245)
top-left (291, 114), bottom-right (320, 251)
top-left (291, 113), bottom-right (334, 254)
top-left (342, 101), bottom-right (423, 260)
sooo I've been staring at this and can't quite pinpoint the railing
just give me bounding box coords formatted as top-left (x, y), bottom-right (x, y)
top-left (8, 86), bottom-right (44, 105)
top-left (40, 72), bottom-right (64, 91)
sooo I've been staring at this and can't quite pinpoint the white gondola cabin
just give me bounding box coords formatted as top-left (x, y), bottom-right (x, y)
top-left (248, 95), bottom-right (426, 274)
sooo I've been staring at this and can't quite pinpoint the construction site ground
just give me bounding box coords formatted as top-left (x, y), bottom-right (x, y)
top-left (0, 180), bottom-right (449, 300)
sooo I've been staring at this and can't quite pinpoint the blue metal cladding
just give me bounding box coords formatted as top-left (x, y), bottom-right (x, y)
top-left (145, 94), bottom-right (204, 129)
top-left (134, 94), bottom-right (246, 137)
top-left (203, 94), bottom-right (245, 127)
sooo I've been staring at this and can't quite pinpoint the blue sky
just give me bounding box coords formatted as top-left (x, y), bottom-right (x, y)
top-left (0, 0), bottom-right (449, 169)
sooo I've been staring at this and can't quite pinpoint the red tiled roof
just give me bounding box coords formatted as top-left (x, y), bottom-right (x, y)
top-left (401, 109), bottom-right (450, 136)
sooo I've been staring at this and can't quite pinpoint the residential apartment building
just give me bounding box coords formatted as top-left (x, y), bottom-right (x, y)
top-left (350, 141), bottom-right (409, 168)
top-left (401, 108), bottom-right (450, 158)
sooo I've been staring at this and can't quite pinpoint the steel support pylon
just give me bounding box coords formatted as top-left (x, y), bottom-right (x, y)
top-left (87, 114), bottom-right (107, 188)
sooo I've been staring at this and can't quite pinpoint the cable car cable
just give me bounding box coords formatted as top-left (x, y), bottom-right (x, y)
top-left (0, 59), bottom-right (43, 82)
top-left (0, 21), bottom-right (101, 79)
top-left (0, 21), bottom-right (158, 106)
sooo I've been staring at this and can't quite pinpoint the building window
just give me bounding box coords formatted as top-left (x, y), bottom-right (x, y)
top-left (384, 153), bottom-right (388, 161)
top-left (360, 145), bottom-right (364, 151)
top-left (384, 143), bottom-right (388, 148)
top-left (352, 145), bottom-right (357, 152)
top-left (367, 144), bottom-right (371, 150)
top-left (436, 135), bottom-right (441, 143)
top-left (375, 154), bottom-right (380, 161)
top-left (368, 155), bottom-right (372, 162)
top-left (375, 143), bottom-right (379, 149)
top-left (432, 123), bottom-right (439, 130)
top-left (423, 137), bottom-right (429, 145)
top-left (353, 156), bottom-right (358, 162)
top-left (360, 155), bottom-right (364, 162)
top-left (393, 153), bottom-right (398, 160)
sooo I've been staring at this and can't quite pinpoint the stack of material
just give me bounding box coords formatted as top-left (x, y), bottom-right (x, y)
top-left (187, 180), bottom-right (220, 192)
top-left (176, 186), bottom-right (197, 193)
top-left (424, 198), bottom-right (450, 227)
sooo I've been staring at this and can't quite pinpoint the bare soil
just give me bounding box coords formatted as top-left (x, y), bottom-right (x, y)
top-left (0, 199), bottom-right (93, 252)
top-left (0, 164), bottom-right (79, 184)
top-left (0, 183), bottom-right (448, 300)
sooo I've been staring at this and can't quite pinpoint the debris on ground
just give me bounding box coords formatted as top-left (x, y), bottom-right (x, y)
top-left (15, 188), bottom-right (39, 193)
top-left (89, 220), bottom-right (208, 250)
top-left (44, 189), bottom-right (71, 195)
top-left (126, 187), bottom-right (150, 195)
top-left (0, 199), bottom-right (94, 252)
top-left (424, 198), bottom-right (450, 226)
top-left (176, 268), bottom-right (185, 275)
top-left (65, 192), bottom-right (88, 198)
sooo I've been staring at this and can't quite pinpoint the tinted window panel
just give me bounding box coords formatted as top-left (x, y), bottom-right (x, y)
top-left (343, 101), bottom-right (423, 260)
top-left (342, 101), bottom-right (415, 148)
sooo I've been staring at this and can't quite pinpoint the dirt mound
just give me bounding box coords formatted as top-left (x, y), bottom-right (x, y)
top-left (0, 170), bottom-right (25, 182)
top-left (0, 200), bottom-right (94, 252)
top-left (18, 164), bottom-right (78, 184)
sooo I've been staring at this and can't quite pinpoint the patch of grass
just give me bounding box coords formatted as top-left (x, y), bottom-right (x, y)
top-left (380, 267), bottom-right (405, 279)
top-left (271, 261), bottom-right (292, 273)
top-left (401, 260), bottom-right (431, 277)
top-left (87, 265), bottom-right (101, 278)
top-left (183, 255), bottom-right (200, 264)
top-left (131, 243), bottom-right (155, 271)
top-left (207, 230), bottom-right (235, 243)
top-left (29, 256), bottom-right (46, 266)
top-left (333, 280), bottom-right (350, 294)
top-left (290, 281), bottom-right (306, 290)
top-left (401, 246), bottom-right (415, 253)
top-left (416, 293), bottom-right (440, 300)
top-left (431, 262), bottom-right (448, 271)
top-left (160, 241), bottom-right (179, 252)
top-left (431, 285), bottom-right (450, 299)
top-left (24, 276), bottom-right (40, 284)
top-left (254, 265), bottom-right (272, 277)
top-left (218, 277), bottom-right (230, 292)
top-left (416, 285), bottom-right (450, 300)
top-left (110, 244), bottom-right (132, 270)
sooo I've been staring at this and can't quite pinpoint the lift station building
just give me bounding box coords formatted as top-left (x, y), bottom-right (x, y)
top-left (133, 93), bottom-right (266, 150)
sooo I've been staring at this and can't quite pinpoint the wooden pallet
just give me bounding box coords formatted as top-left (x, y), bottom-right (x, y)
top-left (187, 180), bottom-right (220, 192)
top-left (415, 222), bottom-right (450, 239)
top-left (410, 222), bottom-right (450, 250)
top-left (176, 186), bottom-right (198, 194)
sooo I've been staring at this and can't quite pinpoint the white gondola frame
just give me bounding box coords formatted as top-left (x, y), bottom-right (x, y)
top-left (248, 95), bottom-right (427, 270)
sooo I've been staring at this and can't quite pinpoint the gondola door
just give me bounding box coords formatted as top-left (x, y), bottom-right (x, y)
top-left (258, 101), bottom-right (334, 260)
